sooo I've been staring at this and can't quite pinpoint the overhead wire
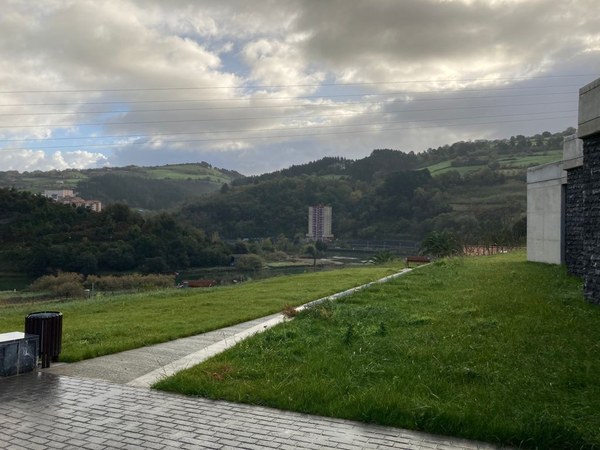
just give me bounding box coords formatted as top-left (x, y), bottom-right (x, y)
top-left (0, 75), bottom-right (584, 151)
top-left (1, 112), bottom-right (576, 150)
top-left (0, 73), bottom-right (594, 94)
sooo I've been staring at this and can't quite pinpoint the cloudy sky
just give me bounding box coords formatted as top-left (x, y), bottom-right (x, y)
top-left (1, 0), bottom-right (598, 175)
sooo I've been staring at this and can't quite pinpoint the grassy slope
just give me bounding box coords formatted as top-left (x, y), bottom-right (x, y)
top-left (0, 265), bottom-right (401, 362)
top-left (0, 163), bottom-right (236, 193)
top-left (155, 252), bottom-right (600, 449)
top-left (425, 149), bottom-right (562, 177)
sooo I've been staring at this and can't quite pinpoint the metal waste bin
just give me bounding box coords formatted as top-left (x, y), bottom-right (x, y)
top-left (24, 311), bottom-right (63, 368)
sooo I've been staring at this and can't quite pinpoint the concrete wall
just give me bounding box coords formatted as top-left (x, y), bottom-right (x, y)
top-left (526, 161), bottom-right (566, 264)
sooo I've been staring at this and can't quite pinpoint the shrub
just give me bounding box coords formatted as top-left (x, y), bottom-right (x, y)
top-left (369, 250), bottom-right (397, 264)
top-left (84, 274), bottom-right (175, 291)
top-left (235, 254), bottom-right (265, 271)
top-left (30, 272), bottom-right (85, 298)
top-left (264, 251), bottom-right (289, 262)
top-left (420, 230), bottom-right (463, 258)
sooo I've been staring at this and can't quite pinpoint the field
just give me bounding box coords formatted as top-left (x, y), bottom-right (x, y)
top-left (0, 264), bottom-right (401, 362)
top-left (155, 252), bottom-right (600, 449)
top-left (425, 149), bottom-right (562, 177)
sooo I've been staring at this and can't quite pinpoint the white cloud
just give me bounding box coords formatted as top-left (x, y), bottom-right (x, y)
top-left (0, 149), bottom-right (108, 172)
top-left (0, 0), bottom-right (598, 175)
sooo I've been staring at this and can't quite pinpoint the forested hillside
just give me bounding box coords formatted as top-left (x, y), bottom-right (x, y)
top-left (0, 188), bottom-right (230, 276)
top-left (180, 128), bottom-right (573, 244)
top-left (0, 128), bottom-right (573, 275)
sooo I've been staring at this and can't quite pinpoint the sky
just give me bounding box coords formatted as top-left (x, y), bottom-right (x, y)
top-left (0, 0), bottom-right (599, 175)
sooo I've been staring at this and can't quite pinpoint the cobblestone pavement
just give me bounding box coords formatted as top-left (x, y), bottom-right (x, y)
top-left (0, 372), bottom-right (502, 450)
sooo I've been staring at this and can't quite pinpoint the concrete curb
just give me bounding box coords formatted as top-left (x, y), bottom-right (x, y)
top-left (127, 267), bottom-right (414, 388)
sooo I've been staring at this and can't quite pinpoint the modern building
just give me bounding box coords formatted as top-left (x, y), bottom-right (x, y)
top-left (527, 76), bottom-right (600, 303)
top-left (307, 205), bottom-right (333, 241)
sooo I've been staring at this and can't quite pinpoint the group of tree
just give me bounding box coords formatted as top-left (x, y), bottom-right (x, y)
top-left (0, 188), bottom-right (231, 276)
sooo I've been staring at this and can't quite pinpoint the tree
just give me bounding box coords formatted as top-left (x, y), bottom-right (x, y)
top-left (305, 244), bottom-right (318, 266)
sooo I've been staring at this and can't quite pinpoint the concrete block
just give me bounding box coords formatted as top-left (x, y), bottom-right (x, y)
top-left (527, 161), bottom-right (565, 264)
top-left (0, 332), bottom-right (39, 377)
top-left (563, 134), bottom-right (583, 170)
top-left (578, 77), bottom-right (600, 139)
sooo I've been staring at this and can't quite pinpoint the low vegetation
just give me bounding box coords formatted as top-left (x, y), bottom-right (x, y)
top-left (28, 272), bottom-right (176, 299)
top-left (0, 264), bottom-right (401, 362)
top-left (154, 252), bottom-right (600, 449)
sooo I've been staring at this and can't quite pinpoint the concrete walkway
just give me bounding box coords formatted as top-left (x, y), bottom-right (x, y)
top-left (47, 270), bottom-right (414, 388)
top-left (44, 313), bottom-right (285, 386)
top-left (1, 269), bottom-right (507, 449)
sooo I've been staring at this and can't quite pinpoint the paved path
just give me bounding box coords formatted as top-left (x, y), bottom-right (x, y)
top-left (0, 372), bottom-right (501, 449)
top-left (44, 313), bottom-right (284, 386)
top-left (46, 271), bottom-right (414, 388)
top-left (1, 270), bottom-right (506, 449)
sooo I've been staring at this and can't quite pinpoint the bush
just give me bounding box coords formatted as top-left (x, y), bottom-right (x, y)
top-left (30, 272), bottom-right (85, 298)
top-left (85, 274), bottom-right (175, 291)
top-left (369, 250), bottom-right (397, 264)
top-left (235, 254), bottom-right (265, 271)
top-left (420, 230), bottom-right (463, 258)
top-left (264, 251), bottom-right (289, 262)
top-left (54, 281), bottom-right (85, 298)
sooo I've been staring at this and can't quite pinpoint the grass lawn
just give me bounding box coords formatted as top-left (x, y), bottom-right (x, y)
top-left (154, 252), bottom-right (600, 449)
top-left (0, 265), bottom-right (401, 362)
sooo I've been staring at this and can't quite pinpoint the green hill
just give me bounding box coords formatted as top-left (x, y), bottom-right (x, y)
top-left (181, 128), bottom-right (573, 244)
top-left (0, 162), bottom-right (243, 210)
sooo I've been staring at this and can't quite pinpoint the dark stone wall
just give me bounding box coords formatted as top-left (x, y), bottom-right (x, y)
top-left (565, 166), bottom-right (585, 276)
top-left (582, 134), bottom-right (600, 304)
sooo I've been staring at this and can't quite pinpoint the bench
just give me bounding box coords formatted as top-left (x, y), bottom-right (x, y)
top-left (405, 255), bottom-right (431, 267)
top-left (178, 279), bottom-right (217, 288)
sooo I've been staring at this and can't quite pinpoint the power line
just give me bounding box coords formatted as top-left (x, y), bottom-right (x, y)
top-left (0, 106), bottom-right (578, 143)
top-left (2, 113), bottom-right (575, 150)
top-left (0, 84), bottom-right (582, 108)
top-left (0, 98), bottom-right (578, 118)
top-left (0, 73), bottom-right (594, 94)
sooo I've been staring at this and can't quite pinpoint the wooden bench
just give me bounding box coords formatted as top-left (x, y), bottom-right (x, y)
top-left (178, 279), bottom-right (217, 288)
top-left (405, 255), bottom-right (431, 267)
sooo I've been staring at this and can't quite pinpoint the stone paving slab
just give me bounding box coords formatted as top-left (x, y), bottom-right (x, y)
top-left (0, 372), bottom-right (504, 450)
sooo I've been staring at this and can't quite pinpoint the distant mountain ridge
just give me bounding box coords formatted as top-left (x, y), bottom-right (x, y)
top-left (181, 128), bottom-right (574, 243)
top-left (0, 162), bottom-right (244, 210)
top-left (0, 128), bottom-right (574, 242)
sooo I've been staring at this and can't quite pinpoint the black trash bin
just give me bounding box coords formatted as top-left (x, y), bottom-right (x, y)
top-left (24, 311), bottom-right (63, 368)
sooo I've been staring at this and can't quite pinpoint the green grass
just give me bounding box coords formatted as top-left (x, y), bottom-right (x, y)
top-left (144, 164), bottom-right (231, 182)
top-left (0, 265), bottom-right (401, 362)
top-left (425, 150), bottom-right (563, 177)
top-left (425, 160), bottom-right (486, 176)
top-left (497, 150), bottom-right (562, 168)
top-left (154, 252), bottom-right (600, 449)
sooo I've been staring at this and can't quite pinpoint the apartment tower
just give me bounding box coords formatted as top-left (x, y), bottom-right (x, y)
top-left (307, 205), bottom-right (333, 241)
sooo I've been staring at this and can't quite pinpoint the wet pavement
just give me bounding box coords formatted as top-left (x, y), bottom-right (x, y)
top-left (0, 269), bottom-right (506, 449)
top-left (0, 372), bottom-right (501, 449)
